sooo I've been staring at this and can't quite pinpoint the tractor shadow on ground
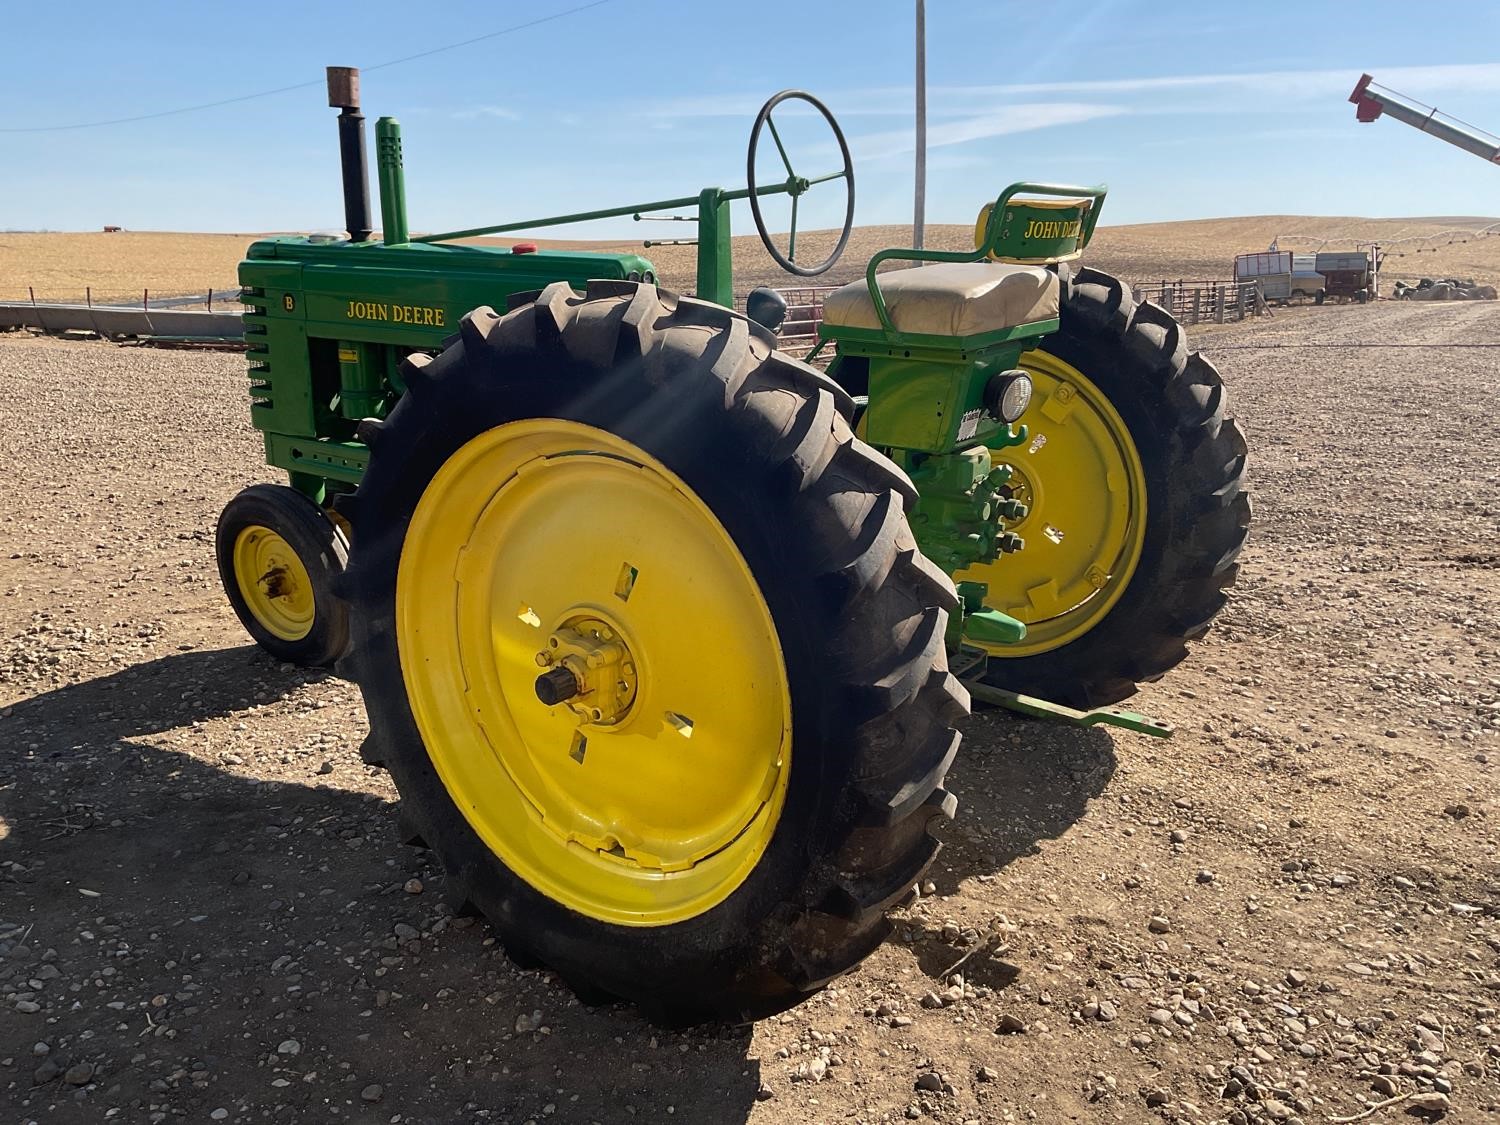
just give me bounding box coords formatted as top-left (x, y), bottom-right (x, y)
top-left (935, 704), bottom-right (1120, 889)
top-left (898, 706), bottom-right (1120, 988)
top-left (1, 644), bottom-right (336, 747)
top-left (0, 648), bottom-right (762, 1123)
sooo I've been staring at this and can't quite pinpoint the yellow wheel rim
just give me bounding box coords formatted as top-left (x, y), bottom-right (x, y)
top-left (958, 348), bottom-right (1147, 657)
top-left (396, 419), bottom-right (792, 927)
top-left (232, 525), bottom-right (316, 642)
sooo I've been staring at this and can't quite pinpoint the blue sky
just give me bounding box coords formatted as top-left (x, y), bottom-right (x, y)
top-left (4, 1), bottom-right (1500, 237)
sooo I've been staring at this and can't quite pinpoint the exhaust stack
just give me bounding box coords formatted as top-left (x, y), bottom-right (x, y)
top-left (327, 66), bottom-right (374, 242)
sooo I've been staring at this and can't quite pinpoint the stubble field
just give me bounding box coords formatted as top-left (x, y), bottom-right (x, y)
top-left (5, 214), bottom-right (1500, 304)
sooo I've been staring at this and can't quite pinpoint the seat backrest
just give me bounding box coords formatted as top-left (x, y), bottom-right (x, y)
top-left (973, 196), bottom-right (1096, 265)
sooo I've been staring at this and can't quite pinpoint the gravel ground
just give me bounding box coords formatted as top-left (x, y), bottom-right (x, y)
top-left (1, 300), bottom-right (1498, 1125)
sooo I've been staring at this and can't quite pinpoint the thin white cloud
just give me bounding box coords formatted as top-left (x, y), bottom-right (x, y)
top-left (641, 92), bottom-right (905, 119)
top-left (852, 103), bottom-right (1129, 160)
top-left (640, 63), bottom-right (1500, 122)
top-left (946, 62), bottom-right (1500, 101)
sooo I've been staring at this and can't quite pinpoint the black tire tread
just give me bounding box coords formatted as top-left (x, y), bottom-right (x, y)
top-left (341, 283), bottom-right (964, 1022)
top-left (982, 265), bottom-right (1250, 708)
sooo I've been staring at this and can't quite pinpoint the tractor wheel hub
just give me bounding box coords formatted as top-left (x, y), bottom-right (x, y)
top-left (955, 347), bottom-right (1147, 656)
top-left (997, 464), bottom-right (1035, 527)
top-left (232, 525), bottom-right (316, 642)
top-left (535, 615), bottom-right (638, 725)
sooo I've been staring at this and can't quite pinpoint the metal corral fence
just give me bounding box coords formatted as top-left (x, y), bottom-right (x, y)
top-left (1131, 280), bottom-right (1267, 326)
top-left (0, 286), bottom-right (247, 310)
top-left (733, 285), bottom-right (837, 359)
top-left (0, 287), bottom-right (248, 340)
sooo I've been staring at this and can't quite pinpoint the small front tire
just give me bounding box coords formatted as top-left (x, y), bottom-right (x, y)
top-left (216, 484), bottom-right (350, 667)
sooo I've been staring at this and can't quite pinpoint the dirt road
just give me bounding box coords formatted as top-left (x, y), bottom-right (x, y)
top-left (1, 300), bottom-right (1498, 1124)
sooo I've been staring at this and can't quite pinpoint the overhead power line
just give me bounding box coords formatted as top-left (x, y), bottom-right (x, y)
top-left (1273, 222), bottom-right (1500, 260)
top-left (0, 0), bottom-right (616, 134)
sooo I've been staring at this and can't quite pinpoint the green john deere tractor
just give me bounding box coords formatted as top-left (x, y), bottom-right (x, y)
top-left (217, 69), bottom-right (1248, 1022)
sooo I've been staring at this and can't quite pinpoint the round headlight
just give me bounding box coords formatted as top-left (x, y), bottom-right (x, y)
top-left (986, 372), bottom-right (1033, 423)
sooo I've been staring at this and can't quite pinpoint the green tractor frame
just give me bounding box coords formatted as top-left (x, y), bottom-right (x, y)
top-left (217, 67), bottom-right (1249, 1022)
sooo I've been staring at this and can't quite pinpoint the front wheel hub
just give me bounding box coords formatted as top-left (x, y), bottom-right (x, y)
top-left (232, 525), bottom-right (315, 642)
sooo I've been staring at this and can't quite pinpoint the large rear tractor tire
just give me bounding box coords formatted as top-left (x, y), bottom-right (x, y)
top-left (337, 281), bottom-right (967, 1022)
top-left (960, 265), bottom-right (1250, 708)
top-left (215, 483), bottom-right (350, 667)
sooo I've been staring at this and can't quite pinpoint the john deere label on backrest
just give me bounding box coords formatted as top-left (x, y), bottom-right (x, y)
top-left (975, 198), bottom-right (1094, 264)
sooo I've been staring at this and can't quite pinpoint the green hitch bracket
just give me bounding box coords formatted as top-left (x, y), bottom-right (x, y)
top-left (954, 580), bottom-right (1026, 646)
top-left (964, 610), bottom-right (1027, 646)
top-left (963, 677), bottom-right (1175, 739)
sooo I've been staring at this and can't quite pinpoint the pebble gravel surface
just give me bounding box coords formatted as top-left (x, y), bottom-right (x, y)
top-left (1, 300), bottom-right (1498, 1124)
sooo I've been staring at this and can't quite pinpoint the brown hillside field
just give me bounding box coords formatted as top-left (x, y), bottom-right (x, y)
top-left (712, 215), bottom-right (1500, 291)
top-left (0, 231), bottom-right (256, 303)
top-left (3, 215), bottom-right (1498, 303)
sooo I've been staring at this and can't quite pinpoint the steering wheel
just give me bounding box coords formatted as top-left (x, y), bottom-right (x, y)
top-left (746, 90), bottom-right (855, 277)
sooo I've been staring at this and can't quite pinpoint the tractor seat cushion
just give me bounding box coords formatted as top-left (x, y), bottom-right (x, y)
top-left (822, 262), bottom-right (1059, 337)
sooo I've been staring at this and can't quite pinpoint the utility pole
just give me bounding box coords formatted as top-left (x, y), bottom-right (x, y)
top-left (913, 0), bottom-right (926, 249)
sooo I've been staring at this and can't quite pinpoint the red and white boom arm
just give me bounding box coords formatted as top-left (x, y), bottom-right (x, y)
top-left (1350, 74), bottom-right (1500, 165)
